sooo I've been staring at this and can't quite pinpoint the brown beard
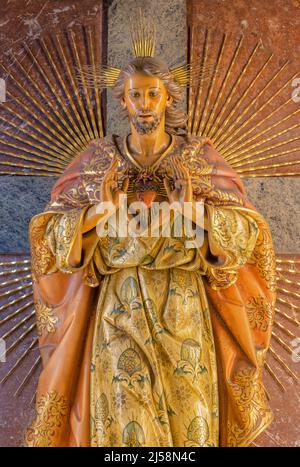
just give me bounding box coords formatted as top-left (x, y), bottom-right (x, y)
top-left (130, 110), bottom-right (161, 134)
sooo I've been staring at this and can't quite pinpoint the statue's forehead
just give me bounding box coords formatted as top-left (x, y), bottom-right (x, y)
top-left (125, 74), bottom-right (164, 90)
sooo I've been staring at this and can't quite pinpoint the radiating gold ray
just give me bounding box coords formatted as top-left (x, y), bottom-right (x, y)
top-left (210, 40), bottom-right (262, 143)
top-left (0, 337), bottom-right (38, 386)
top-left (0, 276), bottom-right (32, 288)
top-left (0, 266), bottom-right (31, 276)
top-left (197, 33), bottom-right (226, 137)
top-left (67, 31), bottom-right (98, 139)
top-left (277, 286), bottom-right (300, 300)
top-left (0, 259), bottom-right (30, 267)
top-left (39, 34), bottom-right (93, 144)
top-left (219, 96), bottom-right (293, 155)
top-left (24, 42), bottom-right (89, 147)
top-left (273, 320), bottom-right (297, 339)
top-left (0, 311), bottom-right (35, 341)
top-left (239, 171), bottom-right (300, 177)
top-left (78, 65), bottom-right (121, 89)
top-left (1, 96), bottom-right (76, 162)
top-left (0, 285), bottom-right (32, 312)
top-left (1, 61), bottom-right (83, 155)
top-left (191, 28), bottom-right (210, 135)
top-left (264, 362), bottom-right (285, 392)
top-left (200, 33), bottom-right (226, 136)
top-left (171, 62), bottom-right (219, 87)
top-left (55, 31), bottom-right (102, 142)
top-left (222, 87), bottom-right (300, 163)
top-left (232, 147), bottom-right (300, 169)
top-left (269, 346), bottom-right (298, 382)
top-left (30, 389), bottom-right (37, 406)
top-left (206, 35), bottom-right (244, 140)
top-left (272, 331), bottom-right (295, 355)
top-left (213, 59), bottom-right (290, 150)
top-left (0, 122), bottom-right (71, 166)
top-left (187, 27), bottom-right (196, 136)
top-left (276, 258), bottom-right (300, 264)
top-left (0, 159), bottom-right (63, 175)
top-left (0, 127), bottom-right (69, 168)
top-left (14, 355), bottom-right (41, 397)
top-left (225, 120), bottom-right (300, 164)
top-left (0, 170), bottom-right (61, 176)
top-left (0, 149), bottom-right (65, 172)
top-left (86, 25), bottom-right (104, 138)
top-left (276, 266), bottom-right (300, 274)
top-left (213, 53), bottom-right (274, 148)
top-left (275, 308), bottom-right (300, 326)
top-left (1, 91), bottom-right (77, 162)
top-left (276, 296), bottom-right (300, 312)
top-left (0, 301), bottom-right (34, 325)
top-left (0, 323), bottom-right (36, 360)
top-left (227, 134), bottom-right (300, 167)
top-left (129, 8), bottom-right (156, 58)
top-left (276, 274), bottom-right (300, 288)
top-left (236, 160), bottom-right (300, 174)
top-left (191, 30), bottom-right (226, 137)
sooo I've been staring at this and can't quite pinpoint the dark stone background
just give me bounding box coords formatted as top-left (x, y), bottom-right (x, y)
top-left (0, 176), bottom-right (57, 252)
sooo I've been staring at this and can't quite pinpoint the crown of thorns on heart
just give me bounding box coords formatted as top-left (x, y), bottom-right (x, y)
top-left (133, 169), bottom-right (161, 193)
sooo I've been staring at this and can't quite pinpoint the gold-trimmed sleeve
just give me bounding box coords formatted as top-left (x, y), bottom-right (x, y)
top-left (199, 204), bottom-right (260, 289)
top-left (29, 206), bottom-right (101, 287)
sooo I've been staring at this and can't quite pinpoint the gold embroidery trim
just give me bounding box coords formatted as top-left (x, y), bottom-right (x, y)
top-left (34, 300), bottom-right (58, 337)
top-left (29, 213), bottom-right (57, 281)
top-left (46, 206), bottom-right (90, 274)
top-left (227, 367), bottom-right (273, 447)
top-left (24, 390), bottom-right (68, 447)
top-left (246, 295), bottom-right (274, 331)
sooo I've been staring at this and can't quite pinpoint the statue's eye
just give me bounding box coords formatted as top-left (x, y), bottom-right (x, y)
top-left (131, 92), bottom-right (140, 98)
top-left (149, 91), bottom-right (158, 97)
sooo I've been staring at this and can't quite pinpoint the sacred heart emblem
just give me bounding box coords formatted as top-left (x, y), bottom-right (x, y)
top-left (133, 170), bottom-right (160, 207)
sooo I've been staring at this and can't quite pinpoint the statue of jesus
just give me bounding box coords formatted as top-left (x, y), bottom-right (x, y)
top-left (24, 56), bottom-right (276, 447)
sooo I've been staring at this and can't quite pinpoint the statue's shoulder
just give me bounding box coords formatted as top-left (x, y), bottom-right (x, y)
top-left (174, 135), bottom-right (215, 192)
top-left (177, 134), bottom-right (212, 160)
top-left (180, 135), bottom-right (211, 159)
top-left (81, 135), bottom-right (121, 172)
top-left (88, 135), bottom-right (120, 159)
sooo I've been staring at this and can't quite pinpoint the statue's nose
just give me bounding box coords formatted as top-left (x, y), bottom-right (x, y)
top-left (141, 94), bottom-right (150, 109)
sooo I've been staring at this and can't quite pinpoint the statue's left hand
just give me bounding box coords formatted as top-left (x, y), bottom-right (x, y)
top-left (163, 155), bottom-right (193, 204)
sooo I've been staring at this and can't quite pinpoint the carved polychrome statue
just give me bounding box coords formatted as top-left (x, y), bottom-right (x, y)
top-left (24, 19), bottom-right (277, 448)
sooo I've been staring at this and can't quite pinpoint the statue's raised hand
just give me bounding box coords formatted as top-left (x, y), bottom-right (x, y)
top-left (163, 155), bottom-right (193, 204)
top-left (101, 156), bottom-right (129, 207)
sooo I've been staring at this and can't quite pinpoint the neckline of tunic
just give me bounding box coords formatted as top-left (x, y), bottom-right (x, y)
top-left (112, 133), bottom-right (184, 172)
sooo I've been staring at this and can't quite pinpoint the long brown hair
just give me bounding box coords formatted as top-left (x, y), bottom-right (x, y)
top-left (112, 57), bottom-right (188, 134)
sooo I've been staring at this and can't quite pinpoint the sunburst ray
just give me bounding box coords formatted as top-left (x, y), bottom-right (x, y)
top-left (188, 27), bottom-right (300, 176)
top-left (0, 23), bottom-right (105, 177)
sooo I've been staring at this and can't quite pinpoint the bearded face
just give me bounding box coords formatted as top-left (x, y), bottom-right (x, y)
top-left (130, 109), bottom-right (161, 134)
top-left (122, 73), bottom-right (173, 134)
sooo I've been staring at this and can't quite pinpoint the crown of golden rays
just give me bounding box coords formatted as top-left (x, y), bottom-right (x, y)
top-left (78, 8), bottom-right (215, 90)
